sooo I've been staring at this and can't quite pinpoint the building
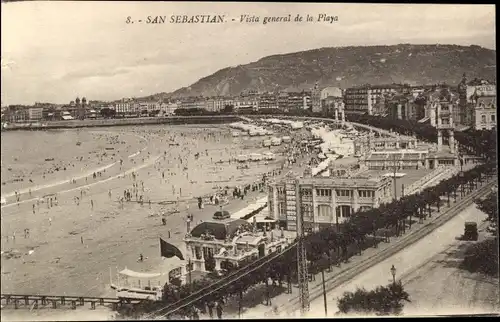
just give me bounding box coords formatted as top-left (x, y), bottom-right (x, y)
top-left (258, 92), bottom-right (278, 109)
top-left (267, 166), bottom-right (393, 231)
top-left (115, 101), bottom-right (134, 115)
top-left (28, 106), bottom-right (43, 121)
top-left (136, 101), bottom-right (160, 115)
top-left (311, 82), bottom-right (322, 113)
top-left (277, 92), bottom-right (290, 111)
top-left (472, 96), bottom-right (496, 130)
top-left (180, 98), bottom-right (208, 110)
top-left (383, 93), bottom-right (420, 121)
top-left (159, 102), bottom-right (178, 115)
top-left (457, 74), bottom-right (496, 127)
top-left (285, 91), bottom-right (307, 110)
top-left (320, 87), bottom-right (342, 100)
top-left (345, 84), bottom-right (403, 115)
top-left (5, 106), bottom-right (29, 123)
top-left (183, 217), bottom-right (289, 272)
top-left (61, 111), bottom-right (75, 120)
top-left (233, 96), bottom-right (258, 111)
top-left (425, 86), bottom-right (460, 166)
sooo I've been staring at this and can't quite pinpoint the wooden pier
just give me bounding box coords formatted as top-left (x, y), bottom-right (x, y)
top-left (0, 294), bottom-right (145, 310)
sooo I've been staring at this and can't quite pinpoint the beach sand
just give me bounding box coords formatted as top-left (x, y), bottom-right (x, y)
top-left (1, 124), bottom-right (305, 299)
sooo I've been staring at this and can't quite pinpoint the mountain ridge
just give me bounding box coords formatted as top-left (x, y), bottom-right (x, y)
top-left (149, 44), bottom-right (497, 100)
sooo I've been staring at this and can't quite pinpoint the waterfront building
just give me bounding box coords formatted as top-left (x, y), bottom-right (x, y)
top-left (277, 92), bottom-right (290, 111)
top-left (258, 92), bottom-right (278, 109)
top-left (5, 106), bottom-right (29, 123)
top-left (311, 82), bottom-right (322, 113)
top-left (184, 216), bottom-right (289, 272)
top-left (28, 106), bottom-right (43, 121)
top-left (267, 165), bottom-right (393, 231)
top-left (233, 96), bottom-right (258, 111)
top-left (160, 102), bottom-right (178, 115)
top-left (180, 98), bottom-right (208, 110)
top-left (345, 84), bottom-right (403, 115)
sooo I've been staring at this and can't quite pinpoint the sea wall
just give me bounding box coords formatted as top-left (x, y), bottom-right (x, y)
top-left (1, 115), bottom-right (241, 131)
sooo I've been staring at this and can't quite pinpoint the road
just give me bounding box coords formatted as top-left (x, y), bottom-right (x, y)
top-left (298, 203), bottom-right (497, 317)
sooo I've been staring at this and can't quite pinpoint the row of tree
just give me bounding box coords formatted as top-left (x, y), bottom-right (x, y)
top-left (122, 161), bottom-right (494, 319)
top-left (118, 113), bottom-right (496, 319)
top-left (344, 113), bottom-right (497, 162)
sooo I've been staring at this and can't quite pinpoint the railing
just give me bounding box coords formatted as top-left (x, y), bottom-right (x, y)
top-left (404, 167), bottom-right (447, 196)
top-left (0, 294), bottom-right (143, 310)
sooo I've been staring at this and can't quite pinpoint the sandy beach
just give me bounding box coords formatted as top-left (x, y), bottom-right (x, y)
top-left (1, 124), bottom-right (306, 299)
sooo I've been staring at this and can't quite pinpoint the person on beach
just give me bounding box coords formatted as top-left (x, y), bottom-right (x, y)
top-left (32, 204), bottom-right (35, 214)
top-left (91, 199), bottom-right (94, 210)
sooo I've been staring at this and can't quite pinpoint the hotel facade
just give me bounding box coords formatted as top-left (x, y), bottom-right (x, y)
top-left (267, 166), bottom-right (393, 232)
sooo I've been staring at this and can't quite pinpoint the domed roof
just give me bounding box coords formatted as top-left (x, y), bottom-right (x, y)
top-left (190, 219), bottom-right (251, 240)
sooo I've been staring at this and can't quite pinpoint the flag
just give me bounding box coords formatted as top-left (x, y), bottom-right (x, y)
top-left (160, 238), bottom-right (184, 260)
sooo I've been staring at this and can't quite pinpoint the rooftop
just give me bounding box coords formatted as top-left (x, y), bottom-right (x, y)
top-left (298, 175), bottom-right (390, 188)
top-left (189, 218), bottom-right (252, 241)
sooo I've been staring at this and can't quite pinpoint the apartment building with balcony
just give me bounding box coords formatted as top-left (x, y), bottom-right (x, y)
top-left (345, 84), bottom-right (403, 115)
top-left (258, 92), bottom-right (278, 109)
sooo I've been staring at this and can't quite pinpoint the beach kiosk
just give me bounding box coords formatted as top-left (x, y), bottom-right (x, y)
top-left (110, 257), bottom-right (186, 301)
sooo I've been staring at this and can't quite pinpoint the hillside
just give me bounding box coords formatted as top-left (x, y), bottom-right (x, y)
top-left (169, 44), bottom-right (496, 98)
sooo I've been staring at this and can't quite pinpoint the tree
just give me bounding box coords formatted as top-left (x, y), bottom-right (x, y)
top-left (222, 104), bottom-right (234, 113)
top-left (475, 191), bottom-right (498, 224)
top-left (337, 281), bottom-right (411, 316)
top-left (100, 107), bottom-right (116, 118)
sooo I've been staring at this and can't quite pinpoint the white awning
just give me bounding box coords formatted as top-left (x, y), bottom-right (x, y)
top-left (62, 115), bottom-right (74, 120)
top-left (382, 172), bottom-right (406, 178)
top-left (119, 269), bottom-right (162, 279)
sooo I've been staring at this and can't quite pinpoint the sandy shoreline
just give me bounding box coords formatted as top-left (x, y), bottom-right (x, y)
top-left (1, 129), bottom-right (148, 197)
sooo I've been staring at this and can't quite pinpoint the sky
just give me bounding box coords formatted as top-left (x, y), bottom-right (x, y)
top-left (1, 2), bottom-right (495, 106)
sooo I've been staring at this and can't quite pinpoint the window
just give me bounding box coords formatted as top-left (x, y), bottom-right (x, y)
top-left (336, 189), bottom-right (352, 197)
top-left (316, 189), bottom-right (332, 197)
top-left (301, 203), bottom-right (313, 219)
top-left (481, 115), bottom-right (487, 124)
top-left (340, 205), bottom-right (352, 218)
top-left (491, 114), bottom-right (496, 122)
top-left (195, 246), bottom-right (202, 260)
top-left (317, 205), bottom-right (332, 217)
top-left (278, 202), bottom-right (286, 216)
top-left (277, 187), bottom-right (285, 196)
top-left (358, 190), bottom-right (374, 198)
top-left (300, 189), bottom-right (312, 196)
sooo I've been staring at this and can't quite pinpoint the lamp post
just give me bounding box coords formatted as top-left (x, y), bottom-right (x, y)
top-left (390, 265), bottom-right (397, 284)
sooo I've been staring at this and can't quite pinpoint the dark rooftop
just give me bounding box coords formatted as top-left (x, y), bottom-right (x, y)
top-left (190, 219), bottom-right (252, 240)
